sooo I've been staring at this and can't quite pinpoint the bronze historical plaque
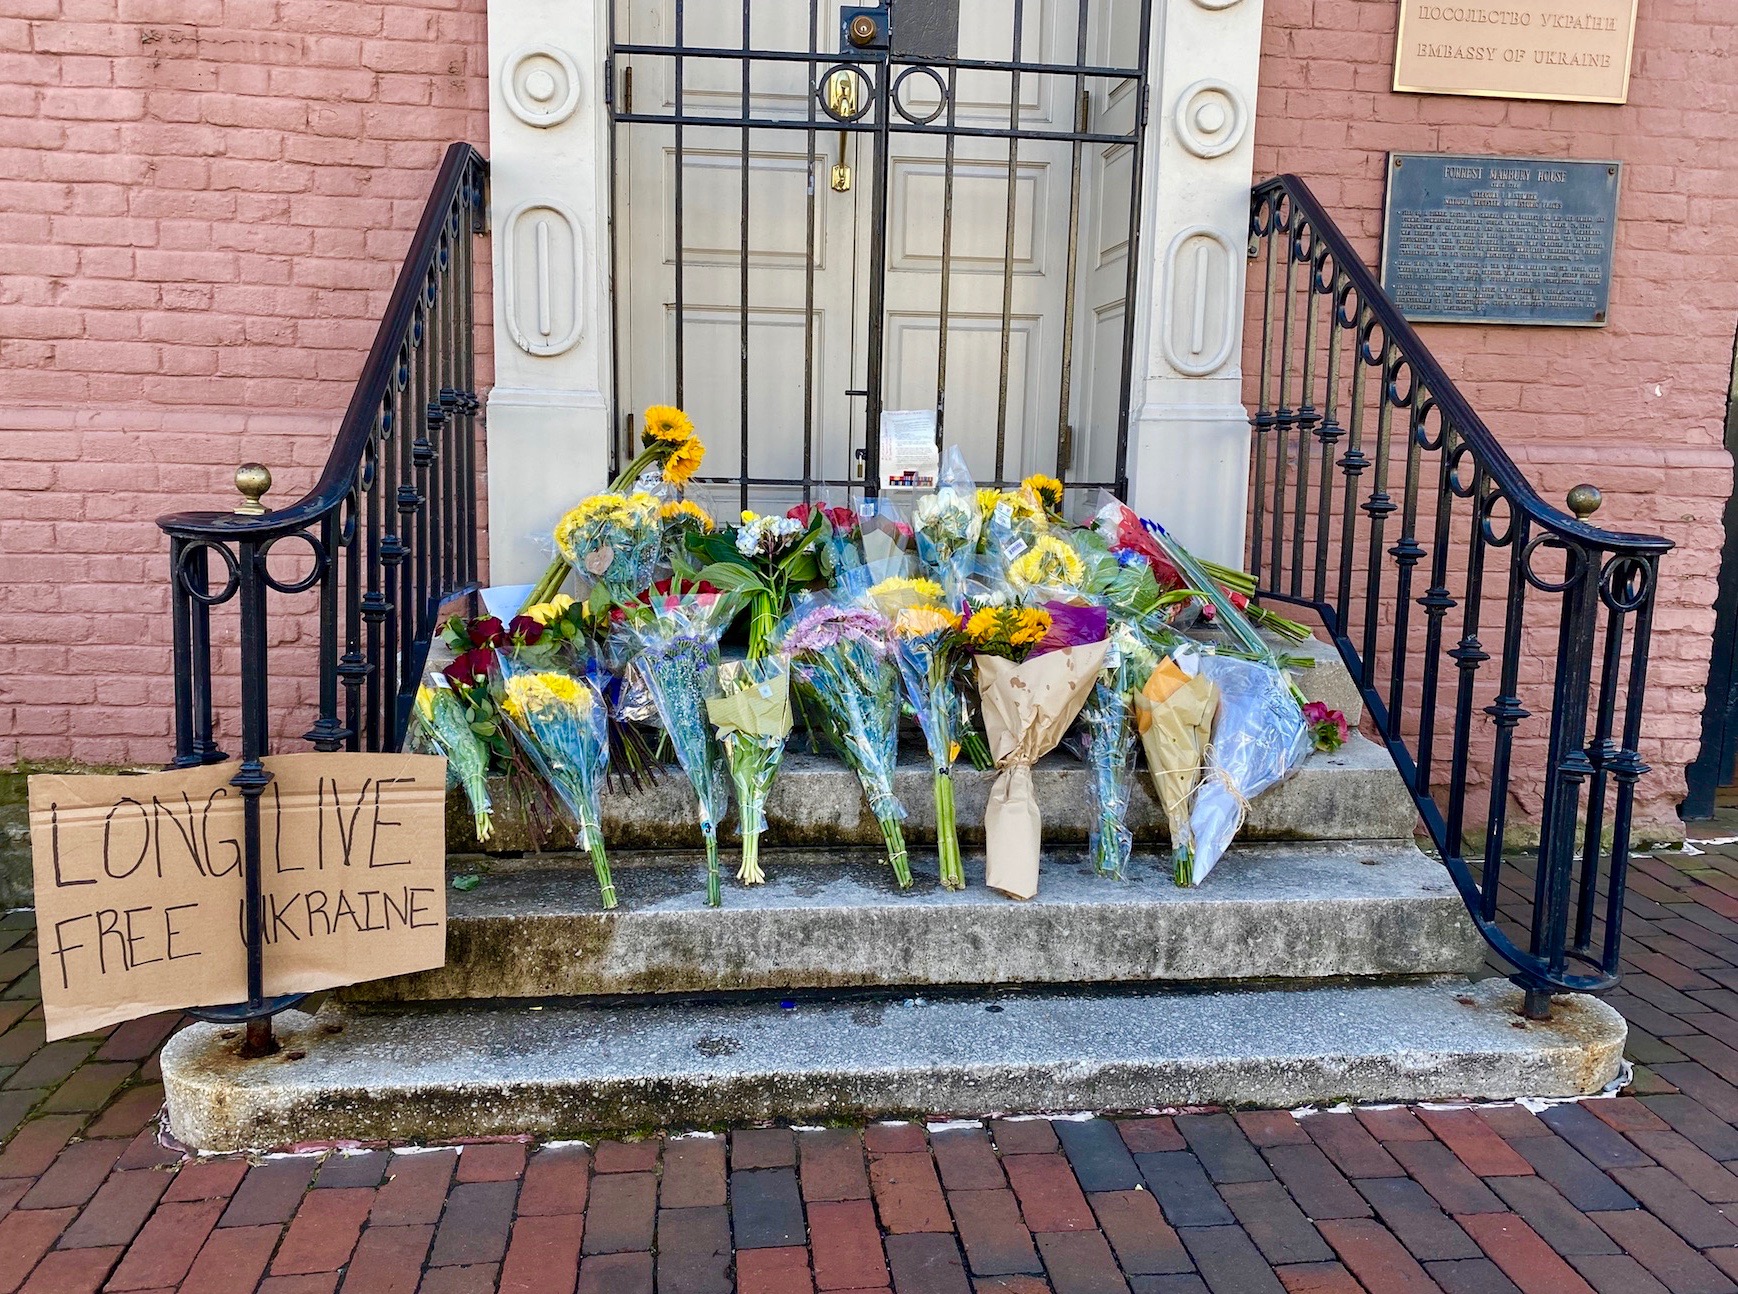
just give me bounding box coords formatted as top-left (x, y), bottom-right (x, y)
top-left (1394, 0), bottom-right (1639, 104)
top-left (1380, 153), bottom-right (1620, 326)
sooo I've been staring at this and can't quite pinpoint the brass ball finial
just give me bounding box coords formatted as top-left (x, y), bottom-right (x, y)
top-left (234, 463), bottom-right (272, 516)
top-left (848, 13), bottom-right (878, 45)
top-left (1566, 483), bottom-right (1602, 521)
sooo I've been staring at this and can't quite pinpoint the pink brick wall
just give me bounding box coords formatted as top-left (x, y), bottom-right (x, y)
top-left (1250, 0), bottom-right (1738, 835)
top-left (0, 0), bottom-right (1731, 838)
top-left (0, 0), bottom-right (490, 766)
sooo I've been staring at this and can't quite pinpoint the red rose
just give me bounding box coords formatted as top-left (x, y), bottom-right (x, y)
top-left (508, 614), bottom-right (545, 645)
top-left (470, 616), bottom-right (506, 648)
top-left (443, 647), bottom-right (494, 688)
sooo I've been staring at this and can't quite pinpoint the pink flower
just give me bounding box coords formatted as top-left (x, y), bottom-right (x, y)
top-left (1302, 700), bottom-right (1348, 752)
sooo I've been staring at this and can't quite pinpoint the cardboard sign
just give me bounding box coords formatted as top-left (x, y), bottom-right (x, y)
top-left (28, 753), bottom-right (448, 1041)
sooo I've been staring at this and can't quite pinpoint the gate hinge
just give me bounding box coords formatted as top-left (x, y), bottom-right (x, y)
top-left (603, 57), bottom-right (613, 107)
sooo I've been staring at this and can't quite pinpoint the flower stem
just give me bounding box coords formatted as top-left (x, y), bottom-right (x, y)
top-left (704, 830), bottom-right (722, 907)
top-left (748, 589), bottom-right (777, 660)
top-left (585, 820), bottom-right (617, 909)
top-left (879, 815), bottom-right (912, 889)
top-left (935, 770), bottom-right (963, 890)
top-left (737, 800), bottom-right (765, 885)
top-left (959, 727), bottom-right (994, 772)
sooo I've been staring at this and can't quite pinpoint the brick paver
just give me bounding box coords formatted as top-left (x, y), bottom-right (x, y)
top-left (8, 828), bottom-right (1738, 1289)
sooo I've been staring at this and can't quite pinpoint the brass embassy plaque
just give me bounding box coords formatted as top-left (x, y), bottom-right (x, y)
top-left (1394, 1), bottom-right (1639, 104)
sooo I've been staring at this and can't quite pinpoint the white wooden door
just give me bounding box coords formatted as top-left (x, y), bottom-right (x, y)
top-left (868, 1), bottom-right (1092, 489)
top-left (620, 2), bottom-right (1130, 505)
top-left (619, 2), bottom-right (863, 515)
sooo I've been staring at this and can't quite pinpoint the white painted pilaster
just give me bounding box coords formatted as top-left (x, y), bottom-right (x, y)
top-left (484, 0), bottom-right (615, 584)
top-left (1125, 0), bottom-right (1265, 568)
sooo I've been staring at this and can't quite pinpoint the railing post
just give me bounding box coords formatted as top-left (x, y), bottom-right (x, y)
top-left (233, 531), bottom-right (278, 1057)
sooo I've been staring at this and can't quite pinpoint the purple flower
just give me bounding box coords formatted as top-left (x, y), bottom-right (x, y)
top-left (783, 605), bottom-right (891, 659)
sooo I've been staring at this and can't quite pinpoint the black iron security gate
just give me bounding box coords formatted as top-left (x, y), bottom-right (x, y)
top-left (607, 0), bottom-right (1152, 511)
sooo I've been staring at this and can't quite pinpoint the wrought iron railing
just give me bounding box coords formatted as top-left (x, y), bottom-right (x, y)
top-left (156, 143), bottom-right (488, 1052)
top-left (1247, 175), bottom-right (1670, 1017)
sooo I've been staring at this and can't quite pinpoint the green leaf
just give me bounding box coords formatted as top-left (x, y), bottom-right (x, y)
top-left (685, 530), bottom-right (740, 566)
top-left (696, 562), bottom-right (769, 596)
top-left (782, 549), bottom-right (820, 586)
top-left (451, 873), bottom-right (482, 892)
top-left (470, 719), bottom-right (497, 737)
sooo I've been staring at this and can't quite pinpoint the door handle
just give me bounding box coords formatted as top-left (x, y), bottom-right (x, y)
top-left (824, 71), bottom-right (857, 192)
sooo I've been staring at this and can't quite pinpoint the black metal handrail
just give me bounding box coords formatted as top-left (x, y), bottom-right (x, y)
top-left (1247, 174), bottom-right (1670, 1017)
top-left (156, 143), bottom-right (488, 1051)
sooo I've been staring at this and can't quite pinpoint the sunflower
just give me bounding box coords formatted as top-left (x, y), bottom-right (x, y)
top-left (643, 405), bottom-right (695, 445)
top-left (660, 499), bottom-right (714, 532)
top-left (1022, 473), bottom-right (1064, 515)
top-left (662, 436), bottom-right (705, 487)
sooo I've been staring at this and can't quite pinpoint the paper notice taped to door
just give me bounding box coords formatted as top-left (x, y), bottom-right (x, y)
top-left (27, 752), bottom-right (448, 1040)
top-left (879, 410), bottom-right (939, 490)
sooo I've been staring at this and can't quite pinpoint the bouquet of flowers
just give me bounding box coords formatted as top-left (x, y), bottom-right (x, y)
top-left (521, 405), bottom-right (706, 612)
top-left (967, 603), bottom-right (1109, 899)
top-left (788, 501), bottom-right (866, 590)
top-left (886, 600), bottom-right (969, 889)
top-left (544, 490), bottom-right (663, 613)
top-left (782, 602), bottom-right (912, 888)
top-left (1007, 533), bottom-right (1086, 599)
top-left (1135, 652), bottom-right (1219, 880)
top-left (627, 593), bottom-right (735, 905)
top-left (1074, 622), bottom-right (1161, 880)
top-left (913, 448), bottom-right (982, 594)
top-left (688, 508), bottom-right (824, 657)
top-left (706, 654), bottom-right (793, 886)
top-left (1184, 653), bottom-right (1313, 885)
top-left (411, 677), bottom-right (494, 841)
top-left (498, 657), bottom-right (616, 908)
top-left (977, 482), bottom-right (1050, 569)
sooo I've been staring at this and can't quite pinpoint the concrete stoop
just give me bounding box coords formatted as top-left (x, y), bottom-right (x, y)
top-left (351, 842), bottom-right (1483, 1001)
top-left (153, 648), bottom-right (1629, 1151)
top-left (453, 733), bottom-right (1415, 854)
top-left (160, 979), bottom-right (1626, 1152)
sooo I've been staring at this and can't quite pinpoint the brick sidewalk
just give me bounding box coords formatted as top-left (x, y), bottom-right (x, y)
top-left (7, 829), bottom-right (1738, 1292)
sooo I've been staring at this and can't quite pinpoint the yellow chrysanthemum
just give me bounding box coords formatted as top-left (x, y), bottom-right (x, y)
top-left (894, 604), bottom-right (957, 638)
top-left (642, 404), bottom-right (695, 445)
top-left (659, 499), bottom-right (714, 532)
top-left (1023, 474), bottom-right (1064, 514)
top-left (503, 671), bottom-right (592, 723)
top-left (1007, 534), bottom-right (1085, 593)
top-left (868, 575), bottom-right (944, 616)
top-left (979, 486), bottom-right (1048, 530)
top-left (662, 436), bottom-right (705, 486)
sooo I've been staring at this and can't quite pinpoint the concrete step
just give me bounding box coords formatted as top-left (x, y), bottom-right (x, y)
top-left (161, 978), bottom-right (1626, 1152)
top-left (453, 732), bottom-right (1416, 854)
top-left (351, 842), bottom-right (1482, 1003)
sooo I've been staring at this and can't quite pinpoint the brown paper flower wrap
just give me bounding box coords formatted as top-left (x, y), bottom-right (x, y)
top-left (976, 639), bottom-right (1110, 899)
